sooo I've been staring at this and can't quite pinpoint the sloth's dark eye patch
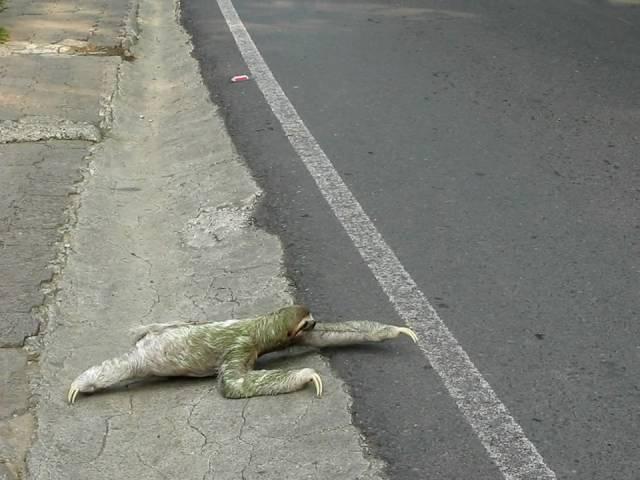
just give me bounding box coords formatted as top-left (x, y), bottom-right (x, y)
top-left (302, 319), bottom-right (316, 331)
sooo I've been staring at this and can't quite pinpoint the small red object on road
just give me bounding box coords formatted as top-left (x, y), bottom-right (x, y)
top-left (230, 74), bottom-right (250, 83)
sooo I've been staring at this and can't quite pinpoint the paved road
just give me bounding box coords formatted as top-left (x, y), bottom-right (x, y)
top-left (182, 1), bottom-right (640, 478)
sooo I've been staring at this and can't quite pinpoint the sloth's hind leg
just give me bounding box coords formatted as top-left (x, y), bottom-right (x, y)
top-left (68, 350), bottom-right (150, 404)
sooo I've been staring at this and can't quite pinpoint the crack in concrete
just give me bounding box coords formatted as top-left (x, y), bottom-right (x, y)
top-left (248, 425), bottom-right (350, 444)
top-left (12, 146), bottom-right (98, 347)
top-left (129, 251), bottom-right (161, 319)
top-left (135, 451), bottom-right (170, 480)
top-left (128, 392), bottom-right (135, 415)
top-left (94, 416), bottom-right (111, 462)
top-left (80, 414), bottom-right (125, 465)
top-left (129, 251), bottom-right (152, 271)
top-left (186, 393), bottom-right (208, 451)
top-left (144, 287), bottom-right (161, 319)
top-left (238, 398), bottom-right (256, 480)
top-left (201, 457), bottom-right (213, 480)
top-left (183, 292), bottom-right (208, 320)
top-left (238, 398), bottom-right (250, 443)
top-left (291, 397), bottom-right (313, 430)
top-left (0, 406), bottom-right (30, 422)
top-left (240, 448), bottom-right (255, 480)
top-left (290, 425), bottom-right (350, 440)
top-left (213, 286), bottom-right (239, 306)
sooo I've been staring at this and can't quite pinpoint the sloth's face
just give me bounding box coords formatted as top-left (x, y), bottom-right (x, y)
top-left (289, 314), bottom-right (316, 337)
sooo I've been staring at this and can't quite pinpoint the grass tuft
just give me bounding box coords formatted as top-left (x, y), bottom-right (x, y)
top-left (0, 0), bottom-right (8, 44)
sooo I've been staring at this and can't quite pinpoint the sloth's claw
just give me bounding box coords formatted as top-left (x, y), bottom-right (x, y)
top-left (397, 327), bottom-right (418, 343)
top-left (68, 385), bottom-right (79, 405)
top-left (310, 373), bottom-right (323, 397)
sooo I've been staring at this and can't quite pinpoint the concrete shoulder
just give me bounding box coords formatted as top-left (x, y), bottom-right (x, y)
top-left (25, 0), bottom-right (386, 479)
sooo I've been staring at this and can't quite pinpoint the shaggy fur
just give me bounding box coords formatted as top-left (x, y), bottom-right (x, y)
top-left (67, 305), bottom-right (417, 403)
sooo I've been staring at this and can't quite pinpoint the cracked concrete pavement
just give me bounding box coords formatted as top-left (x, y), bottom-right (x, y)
top-left (1, 0), bottom-right (139, 477)
top-left (1, 0), bottom-right (386, 478)
top-left (0, 0), bottom-right (138, 54)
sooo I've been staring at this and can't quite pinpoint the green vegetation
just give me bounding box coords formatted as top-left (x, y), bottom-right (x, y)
top-left (0, 0), bottom-right (7, 44)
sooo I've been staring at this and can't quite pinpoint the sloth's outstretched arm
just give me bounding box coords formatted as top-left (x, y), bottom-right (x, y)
top-left (295, 321), bottom-right (417, 348)
top-left (218, 342), bottom-right (322, 398)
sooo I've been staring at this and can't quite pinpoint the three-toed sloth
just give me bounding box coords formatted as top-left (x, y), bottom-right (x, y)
top-left (68, 305), bottom-right (417, 403)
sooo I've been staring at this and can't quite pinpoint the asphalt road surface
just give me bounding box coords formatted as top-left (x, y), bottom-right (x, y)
top-left (181, 1), bottom-right (640, 478)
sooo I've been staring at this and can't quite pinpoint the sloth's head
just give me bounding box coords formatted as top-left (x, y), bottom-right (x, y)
top-left (279, 305), bottom-right (316, 338)
top-left (254, 305), bottom-right (316, 352)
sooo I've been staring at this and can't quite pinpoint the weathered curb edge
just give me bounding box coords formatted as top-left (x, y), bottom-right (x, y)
top-left (2, 3), bottom-right (143, 479)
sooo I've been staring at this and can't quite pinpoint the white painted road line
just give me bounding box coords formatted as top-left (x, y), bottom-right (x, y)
top-left (215, 0), bottom-right (557, 478)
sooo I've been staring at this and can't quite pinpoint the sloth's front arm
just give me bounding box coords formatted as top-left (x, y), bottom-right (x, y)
top-left (218, 338), bottom-right (322, 398)
top-left (295, 321), bottom-right (417, 348)
top-left (217, 321), bottom-right (417, 398)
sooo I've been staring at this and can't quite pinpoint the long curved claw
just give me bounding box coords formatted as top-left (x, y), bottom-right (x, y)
top-left (397, 327), bottom-right (418, 343)
top-left (310, 373), bottom-right (323, 397)
top-left (68, 385), bottom-right (79, 405)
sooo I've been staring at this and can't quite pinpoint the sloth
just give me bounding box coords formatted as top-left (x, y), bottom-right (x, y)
top-left (67, 305), bottom-right (417, 404)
